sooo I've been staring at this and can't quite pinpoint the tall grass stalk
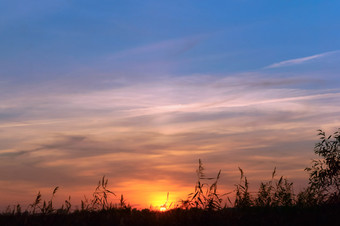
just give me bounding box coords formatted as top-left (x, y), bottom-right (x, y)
top-left (234, 167), bottom-right (252, 208)
top-left (182, 159), bottom-right (226, 210)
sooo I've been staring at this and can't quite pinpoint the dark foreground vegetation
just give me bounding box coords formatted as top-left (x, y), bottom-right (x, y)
top-left (1, 205), bottom-right (339, 226)
top-left (1, 129), bottom-right (339, 225)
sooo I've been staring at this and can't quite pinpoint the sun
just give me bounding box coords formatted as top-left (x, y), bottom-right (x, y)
top-left (149, 192), bottom-right (172, 211)
top-left (159, 206), bottom-right (167, 212)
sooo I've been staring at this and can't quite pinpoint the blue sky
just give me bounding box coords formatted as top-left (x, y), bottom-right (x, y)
top-left (2, 0), bottom-right (340, 81)
top-left (1, 0), bottom-right (340, 208)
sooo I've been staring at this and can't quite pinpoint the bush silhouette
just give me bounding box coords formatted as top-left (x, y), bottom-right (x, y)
top-left (304, 129), bottom-right (340, 204)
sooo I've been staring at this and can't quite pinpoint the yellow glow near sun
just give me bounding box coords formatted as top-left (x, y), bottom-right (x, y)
top-left (116, 180), bottom-right (189, 209)
top-left (148, 192), bottom-right (174, 211)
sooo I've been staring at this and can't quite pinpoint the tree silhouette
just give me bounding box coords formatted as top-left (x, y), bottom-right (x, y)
top-left (305, 129), bottom-right (340, 204)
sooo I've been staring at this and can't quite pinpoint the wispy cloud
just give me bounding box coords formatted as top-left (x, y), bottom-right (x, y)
top-left (264, 50), bottom-right (339, 69)
top-left (106, 35), bottom-right (207, 62)
top-left (1, 71), bottom-right (340, 208)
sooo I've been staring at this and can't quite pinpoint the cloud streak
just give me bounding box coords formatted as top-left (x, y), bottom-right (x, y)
top-left (264, 50), bottom-right (339, 69)
top-left (105, 35), bottom-right (207, 62)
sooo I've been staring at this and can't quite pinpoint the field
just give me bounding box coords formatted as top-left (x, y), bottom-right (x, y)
top-left (1, 205), bottom-right (339, 226)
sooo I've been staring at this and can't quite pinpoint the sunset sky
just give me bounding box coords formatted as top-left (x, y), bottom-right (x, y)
top-left (1, 0), bottom-right (340, 209)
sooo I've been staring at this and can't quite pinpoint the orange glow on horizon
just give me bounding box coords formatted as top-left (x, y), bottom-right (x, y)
top-left (110, 179), bottom-right (192, 209)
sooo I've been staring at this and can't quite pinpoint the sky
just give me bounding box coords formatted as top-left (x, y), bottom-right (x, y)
top-left (1, 0), bottom-right (340, 209)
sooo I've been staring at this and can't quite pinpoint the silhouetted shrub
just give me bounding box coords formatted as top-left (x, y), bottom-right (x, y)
top-left (305, 129), bottom-right (340, 204)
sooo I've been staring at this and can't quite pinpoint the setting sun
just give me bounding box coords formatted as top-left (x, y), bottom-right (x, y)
top-left (148, 192), bottom-right (175, 211)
